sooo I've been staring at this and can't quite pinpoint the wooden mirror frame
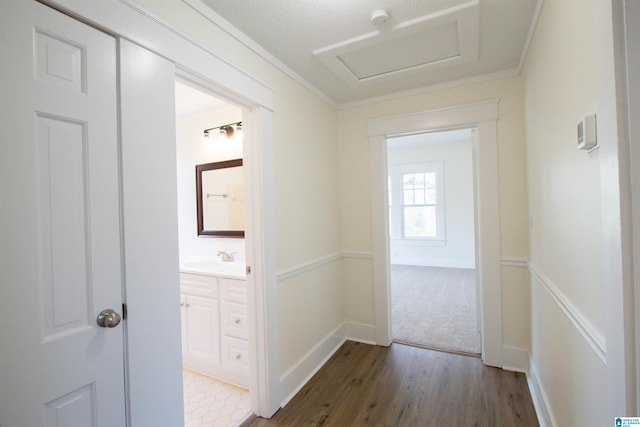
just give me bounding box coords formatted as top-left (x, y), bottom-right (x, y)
top-left (195, 158), bottom-right (244, 238)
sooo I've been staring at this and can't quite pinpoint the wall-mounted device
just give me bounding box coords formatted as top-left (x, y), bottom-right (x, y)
top-left (577, 114), bottom-right (597, 150)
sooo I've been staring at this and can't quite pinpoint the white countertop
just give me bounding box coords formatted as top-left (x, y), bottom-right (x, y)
top-left (179, 260), bottom-right (246, 280)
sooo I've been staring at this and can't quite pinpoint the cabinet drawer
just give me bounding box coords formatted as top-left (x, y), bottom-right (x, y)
top-left (221, 301), bottom-right (248, 340)
top-left (220, 277), bottom-right (246, 304)
top-left (180, 272), bottom-right (218, 298)
top-left (221, 336), bottom-right (249, 370)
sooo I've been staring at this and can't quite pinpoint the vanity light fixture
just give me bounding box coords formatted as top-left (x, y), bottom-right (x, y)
top-left (235, 122), bottom-right (243, 142)
top-left (203, 121), bottom-right (243, 143)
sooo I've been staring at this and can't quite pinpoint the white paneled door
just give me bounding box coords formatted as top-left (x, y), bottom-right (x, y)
top-left (0, 1), bottom-right (126, 426)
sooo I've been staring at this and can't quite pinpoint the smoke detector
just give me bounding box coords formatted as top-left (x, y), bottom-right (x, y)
top-left (370, 10), bottom-right (390, 26)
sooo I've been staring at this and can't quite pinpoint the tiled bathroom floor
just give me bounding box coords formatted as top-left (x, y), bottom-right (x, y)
top-left (183, 369), bottom-right (250, 427)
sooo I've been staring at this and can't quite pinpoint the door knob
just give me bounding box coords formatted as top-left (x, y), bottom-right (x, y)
top-left (96, 309), bottom-right (121, 328)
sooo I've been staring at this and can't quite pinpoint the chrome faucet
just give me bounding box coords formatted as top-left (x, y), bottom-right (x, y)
top-left (217, 251), bottom-right (235, 262)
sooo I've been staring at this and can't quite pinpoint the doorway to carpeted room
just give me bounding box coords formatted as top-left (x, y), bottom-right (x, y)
top-left (386, 129), bottom-right (480, 356)
top-left (390, 264), bottom-right (480, 355)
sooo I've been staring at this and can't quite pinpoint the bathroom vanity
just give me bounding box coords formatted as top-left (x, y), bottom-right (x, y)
top-left (179, 261), bottom-right (248, 388)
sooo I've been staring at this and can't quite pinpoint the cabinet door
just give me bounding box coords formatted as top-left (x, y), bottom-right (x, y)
top-left (186, 295), bottom-right (221, 367)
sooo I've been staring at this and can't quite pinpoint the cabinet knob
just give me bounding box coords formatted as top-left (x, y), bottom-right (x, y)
top-left (235, 353), bottom-right (241, 360)
top-left (234, 318), bottom-right (241, 324)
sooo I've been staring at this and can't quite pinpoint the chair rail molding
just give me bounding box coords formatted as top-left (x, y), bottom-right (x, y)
top-left (528, 262), bottom-right (606, 364)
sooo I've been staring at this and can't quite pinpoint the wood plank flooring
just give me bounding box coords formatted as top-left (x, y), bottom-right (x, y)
top-left (243, 341), bottom-right (538, 427)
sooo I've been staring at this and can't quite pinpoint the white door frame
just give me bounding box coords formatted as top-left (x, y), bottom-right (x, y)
top-left (608, 0), bottom-right (640, 416)
top-left (368, 100), bottom-right (503, 367)
top-left (42, 0), bottom-right (280, 418)
top-left (174, 68), bottom-right (280, 415)
top-left (624, 0), bottom-right (640, 413)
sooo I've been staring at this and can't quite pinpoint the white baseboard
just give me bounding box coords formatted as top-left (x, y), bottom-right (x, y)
top-left (502, 345), bottom-right (529, 373)
top-left (279, 322), bottom-right (347, 407)
top-left (345, 321), bottom-right (377, 345)
top-left (503, 347), bottom-right (555, 426)
top-left (278, 321), bottom-right (377, 408)
top-left (527, 358), bottom-right (556, 427)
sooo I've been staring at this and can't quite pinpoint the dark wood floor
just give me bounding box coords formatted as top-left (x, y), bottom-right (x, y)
top-left (243, 341), bottom-right (539, 427)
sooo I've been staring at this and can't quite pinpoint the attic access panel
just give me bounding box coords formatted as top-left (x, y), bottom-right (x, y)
top-left (338, 22), bottom-right (460, 80)
top-left (314, 0), bottom-right (479, 87)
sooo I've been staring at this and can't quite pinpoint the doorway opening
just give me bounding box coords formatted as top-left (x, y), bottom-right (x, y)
top-left (174, 78), bottom-right (251, 426)
top-left (368, 100), bottom-right (502, 366)
top-left (386, 128), bottom-right (480, 356)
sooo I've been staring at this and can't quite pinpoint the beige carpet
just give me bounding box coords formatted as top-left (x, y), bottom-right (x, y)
top-left (391, 265), bottom-right (481, 355)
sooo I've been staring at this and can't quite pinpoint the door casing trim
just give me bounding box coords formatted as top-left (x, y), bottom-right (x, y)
top-left (367, 99), bottom-right (503, 367)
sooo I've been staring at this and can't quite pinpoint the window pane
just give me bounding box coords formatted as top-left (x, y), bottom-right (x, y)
top-left (425, 172), bottom-right (436, 188)
top-left (414, 189), bottom-right (425, 205)
top-left (403, 189), bottom-right (414, 205)
top-left (425, 189), bottom-right (436, 204)
top-left (404, 206), bottom-right (436, 237)
top-left (402, 174), bottom-right (413, 188)
top-left (388, 176), bottom-right (392, 206)
top-left (414, 173), bottom-right (425, 188)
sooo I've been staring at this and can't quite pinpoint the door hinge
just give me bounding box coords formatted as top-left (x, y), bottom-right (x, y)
top-left (246, 265), bottom-right (252, 275)
top-left (122, 303), bottom-right (128, 320)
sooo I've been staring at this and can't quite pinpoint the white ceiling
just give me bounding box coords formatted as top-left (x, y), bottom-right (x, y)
top-left (175, 80), bottom-right (236, 119)
top-left (196, 0), bottom-right (541, 105)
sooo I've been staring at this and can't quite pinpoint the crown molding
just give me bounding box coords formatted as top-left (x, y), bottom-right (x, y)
top-left (517, 0), bottom-right (545, 73)
top-left (182, 0), bottom-right (337, 108)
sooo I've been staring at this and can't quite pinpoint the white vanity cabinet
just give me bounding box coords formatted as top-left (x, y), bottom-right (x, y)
top-left (180, 271), bottom-right (248, 388)
top-left (219, 278), bottom-right (249, 378)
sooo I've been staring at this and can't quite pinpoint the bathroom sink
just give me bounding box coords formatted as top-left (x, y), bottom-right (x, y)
top-left (182, 261), bottom-right (223, 270)
top-left (181, 260), bottom-right (246, 277)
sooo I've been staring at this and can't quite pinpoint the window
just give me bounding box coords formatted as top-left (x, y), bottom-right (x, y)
top-left (402, 171), bottom-right (437, 237)
top-left (388, 162), bottom-right (444, 241)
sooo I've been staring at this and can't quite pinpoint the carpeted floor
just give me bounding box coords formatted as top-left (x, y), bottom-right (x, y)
top-left (391, 265), bottom-right (481, 355)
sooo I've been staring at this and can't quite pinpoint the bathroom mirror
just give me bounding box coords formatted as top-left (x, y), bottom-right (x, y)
top-left (196, 159), bottom-right (244, 237)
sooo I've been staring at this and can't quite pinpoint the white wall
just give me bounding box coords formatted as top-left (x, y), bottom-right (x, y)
top-left (387, 136), bottom-right (476, 269)
top-left (176, 108), bottom-right (246, 264)
top-left (522, 0), bottom-right (607, 424)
